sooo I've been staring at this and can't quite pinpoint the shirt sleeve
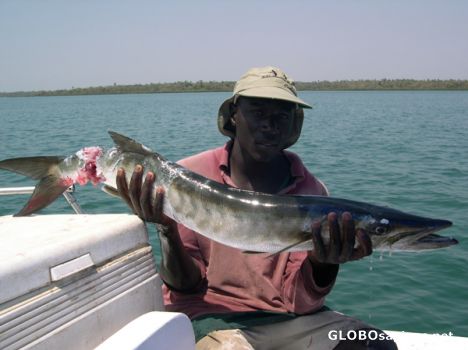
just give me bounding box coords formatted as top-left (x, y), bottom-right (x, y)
top-left (281, 252), bottom-right (338, 313)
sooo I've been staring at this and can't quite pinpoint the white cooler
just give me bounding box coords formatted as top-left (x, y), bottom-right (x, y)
top-left (0, 214), bottom-right (164, 350)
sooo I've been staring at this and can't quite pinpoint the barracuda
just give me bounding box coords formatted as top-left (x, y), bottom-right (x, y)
top-left (0, 131), bottom-right (458, 252)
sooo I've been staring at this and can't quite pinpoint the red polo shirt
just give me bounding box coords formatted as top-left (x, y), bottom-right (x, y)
top-left (163, 142), bottom-right (336, 319)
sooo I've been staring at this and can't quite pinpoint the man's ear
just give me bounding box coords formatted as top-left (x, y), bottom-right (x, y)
top-left (229, 103), bottom-right (237, 125)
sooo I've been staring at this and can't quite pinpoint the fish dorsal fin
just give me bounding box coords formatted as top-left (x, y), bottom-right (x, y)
top-left (0, 156), bottom-right (64, 180)
top-left (108, 131), bottom-right (154, 156)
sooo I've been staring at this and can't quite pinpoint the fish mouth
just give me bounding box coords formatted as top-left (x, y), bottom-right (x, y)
top-left (409, 233), bottom-right (459, 250)
top-left (381, 219), bottom-right (457, 251)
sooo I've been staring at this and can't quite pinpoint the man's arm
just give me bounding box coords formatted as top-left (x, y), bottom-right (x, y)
top-left (116, 165), bottom-right (203, 292)
top-left (156, 222), bottom-right (203, 292)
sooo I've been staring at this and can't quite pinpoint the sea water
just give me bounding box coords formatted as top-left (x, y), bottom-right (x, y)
top-left (1, 91), bottom-right (467, 336)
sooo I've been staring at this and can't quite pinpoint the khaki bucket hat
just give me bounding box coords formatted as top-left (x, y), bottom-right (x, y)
top-left (218, 66), bottom-right (312, 148)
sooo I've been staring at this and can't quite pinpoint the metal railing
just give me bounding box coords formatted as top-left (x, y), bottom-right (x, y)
top-left (0, 185), bottom-right (83, 214)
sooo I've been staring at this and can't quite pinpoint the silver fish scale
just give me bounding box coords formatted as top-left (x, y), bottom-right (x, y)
top-left (82, 139), bottom-right (456, 253)
top-left (0, 132), bottom-right (456, 252)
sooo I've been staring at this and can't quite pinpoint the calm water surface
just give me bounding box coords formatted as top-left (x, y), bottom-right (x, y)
top-left (1, 91), bottom-right (467, 335)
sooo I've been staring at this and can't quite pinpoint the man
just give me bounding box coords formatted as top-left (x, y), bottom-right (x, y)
top-left (117, 67), bottom-right (397, 349)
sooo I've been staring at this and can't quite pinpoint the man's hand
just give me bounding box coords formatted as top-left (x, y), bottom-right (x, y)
top-left (116, 164), bottom-right (175, 227)
top-left (308, 212), bottom-right (373, 265)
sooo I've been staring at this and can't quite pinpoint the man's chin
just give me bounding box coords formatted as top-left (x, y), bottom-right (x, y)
top-left (251, 148), bottom-right (282, 162)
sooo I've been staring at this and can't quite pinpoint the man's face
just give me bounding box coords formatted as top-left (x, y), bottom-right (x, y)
top-left (232, 97), bottom-right (296, 162)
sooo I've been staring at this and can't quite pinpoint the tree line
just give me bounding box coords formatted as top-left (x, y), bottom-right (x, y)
top-left (1, 79), bottom-right (467, 97)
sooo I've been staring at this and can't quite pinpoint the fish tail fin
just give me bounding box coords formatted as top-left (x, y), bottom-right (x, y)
top-left (0, 156), bottom-right (69, 216)
top-left (0, 156), bottom-right (65, 179)
top-left (15, 175), bottom-right (71, 216)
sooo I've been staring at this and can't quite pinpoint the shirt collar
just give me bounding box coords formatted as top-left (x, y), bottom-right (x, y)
top-left (216, 141), bottom-right (306, 193)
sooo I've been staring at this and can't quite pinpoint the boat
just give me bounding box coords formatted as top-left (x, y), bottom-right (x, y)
top-left (0, 188), bottom-right (467, 349)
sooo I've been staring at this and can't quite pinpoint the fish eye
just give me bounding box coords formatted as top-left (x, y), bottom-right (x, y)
top-left (375, 225), bottom-right (388, 235)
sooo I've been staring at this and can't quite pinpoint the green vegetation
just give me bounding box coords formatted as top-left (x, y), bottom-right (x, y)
top-left (296, 79), bottom-right (468, 91)
top-left (1, 79), bottom-right (467, 97)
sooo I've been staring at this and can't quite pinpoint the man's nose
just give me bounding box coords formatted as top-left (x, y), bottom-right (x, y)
top-left (260, 117), bottom-right (280, 133)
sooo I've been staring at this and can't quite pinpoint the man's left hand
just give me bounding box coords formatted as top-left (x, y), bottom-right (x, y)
top-left (308, 212), bottom-right (373, 265)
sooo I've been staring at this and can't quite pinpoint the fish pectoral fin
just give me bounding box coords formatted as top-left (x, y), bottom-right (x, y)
top-left (108, 131), bottom-right (154, 156)
top-left (0, 156), bottom-right (64, 179)
top-left (242, 234), bottom-right (314, 257)
top-left (14, 175), bottom-right (70, 216)
top-left (101, 184), bottom-right (121, 198)
top-left (266, 233), bottom-right (314, 257)
top-left (242, 250), bottom-right (266, 255)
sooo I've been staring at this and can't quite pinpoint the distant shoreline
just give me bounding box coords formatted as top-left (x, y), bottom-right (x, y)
top-left (1, 79), bottom-right (467, 97)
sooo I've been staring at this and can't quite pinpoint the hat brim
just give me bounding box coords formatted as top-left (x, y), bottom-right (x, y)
top-left (237, 86), bottom-right (312, 109)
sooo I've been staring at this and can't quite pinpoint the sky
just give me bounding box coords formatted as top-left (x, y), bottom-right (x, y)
top-left (0, 0), bottom-right (467, 92)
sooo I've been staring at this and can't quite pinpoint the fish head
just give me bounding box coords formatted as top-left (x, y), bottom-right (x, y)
top-left (358, 205), bottom-right (456, 251)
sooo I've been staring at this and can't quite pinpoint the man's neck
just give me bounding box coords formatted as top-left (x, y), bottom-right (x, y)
top-left (228, 141), bottom-right (291, 193)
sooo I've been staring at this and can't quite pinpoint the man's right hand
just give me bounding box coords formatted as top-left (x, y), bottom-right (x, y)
top-left (116, 164), bottom-right (175, 227)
